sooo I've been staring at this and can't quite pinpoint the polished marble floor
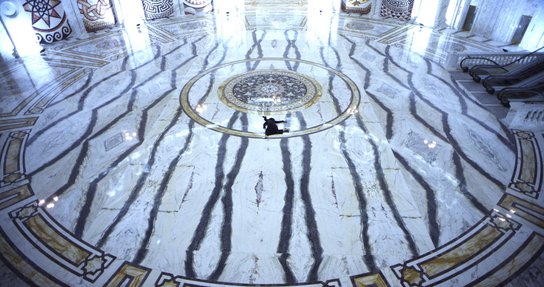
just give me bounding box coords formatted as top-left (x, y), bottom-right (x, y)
top-left (1, 4), bottom-right (544, 287)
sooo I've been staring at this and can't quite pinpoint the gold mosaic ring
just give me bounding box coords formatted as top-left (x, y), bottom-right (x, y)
top-left (180, 57), bottom-right (361, 138)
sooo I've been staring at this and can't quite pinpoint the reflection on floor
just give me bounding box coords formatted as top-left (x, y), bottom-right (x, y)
top-left (1, 6), bottom-right (544, 287)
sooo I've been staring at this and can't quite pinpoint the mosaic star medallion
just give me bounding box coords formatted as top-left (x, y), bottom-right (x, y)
top-left (218, 69), bottom-right (322, 114)
top-left (180, 58), bottom-right (360, 138)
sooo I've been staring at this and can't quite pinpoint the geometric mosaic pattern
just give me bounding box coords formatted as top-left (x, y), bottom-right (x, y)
top-left (218, 69), bottom-right (321, 114)
top-left (77, 0), bottom-right (117, 32)
top-left (22, 0), bottom-right (72, 43)
top-left (380, 0), bottom-right (414, 21)
top-left (142, 0), bottom-right (174, 20)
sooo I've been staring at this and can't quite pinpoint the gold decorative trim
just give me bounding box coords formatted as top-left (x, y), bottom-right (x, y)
top-left (351, 271), bottom-right (390, 287)
top-left (10, 202), bottom-right (115, 282)
top-left (509, 130), bottom-right (542, 198)
top-left (0, 184), bottom-right (33, 211)
top-left (0, 228), bottom-right (64, 287)
top-left (0, 118), bottom-right (37, 132)
top-left (420, 225), bottom-right (501, 277)
top-left (471, 233), bottom-right (544, 287)
top-left (391, 213), bottom-right (519, 286)
top-left (104, 261), bottom-right (151, 287)
top-left (498, 193), bottom-right (544, 229)
top-left (1, 131), bottom-right (29, 186)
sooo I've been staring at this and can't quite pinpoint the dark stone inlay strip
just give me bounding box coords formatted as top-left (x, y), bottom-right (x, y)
top-left (297, 112), bottom-right (323, 282)
top-left (208, 113), bottom-right (250, 281)
top-left (186, 34), bottom-right (251, 279)
top-left (277, 133), bottom-right (297, 283)
top-left (283, 30), bottom-right (301, 71)
top-left (184, 112), bottom-right (240, 278)
top-left (342, 36), bottom-right (394, 140)
top-left (30, 45), bottom-right (162, 178)
top-left (382, 42), bottom-right (505, 192)
top-left (132, 118), bottom-right (195, 264)
top-left (354, 113), bottom-right (419, 257)
top-left (88, 36), bottom-right (206, 244)
top-left (424, 58), bottom-right (515, 152)
top-left (246, 29), bottom-right (266, 71)
top-left (319, 45), bottom-right (377, 272)
top-left (339, 35), bottom-right (420, 257)
top-left (393, 150), bottom-right (440, 247)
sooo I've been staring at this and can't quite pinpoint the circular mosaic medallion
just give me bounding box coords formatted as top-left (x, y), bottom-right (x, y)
top-left (180, 58), bottom-right (360, 138)
top-left (218, 70), bottom-right (322, 114)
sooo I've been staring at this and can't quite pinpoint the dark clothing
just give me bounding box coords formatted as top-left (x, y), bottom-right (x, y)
top-left (263, 117), bottom-right (286, 136)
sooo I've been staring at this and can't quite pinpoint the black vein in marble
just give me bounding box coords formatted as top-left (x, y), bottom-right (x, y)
top-left (208, 113), bottom-right (250, 281)
top-left (336, 36), bottom-right (419, 258)
top-left (133, 116), bottom-right (195, 264)
top-left (246, 30), bottom-right (266, 71)
top-left (43, 68), bottom-right (138, 204)
top-left (283, 30), bottom-right (300, 71)
top-left (186, 36), bottom-right (250, 278)
top-left (445, 115), bottom-right (494, 214)
top-left (27, 43), bottom-right (161, 148)
top-left (424, 59), bottom-right (515, 152)
top-left (185, 111), bottom-right (240, 278)
top-left (383, 43), bottom-right (505, 193)
top-left (86, 36), bottom-right (206, 245)
top-left (296, 112), bottom-right (323, 282)
top-left (277, 135), bottom-right (297, 283)
top-left (354, 114), bottom-right (419, 257)
top-left (393, 150), bottom-right (440, 247)
top-left (342, 36), bottom-right (394, 140)
top-left (380, 45), bottom-right (450, 143)
top-left (27, 54), bottom-right (129, 153)
top-left (281, 29), bottom-right (323, 280)
top-left (319, 45), bottom-right (377, 272)
top-left (29, 45), bottom-right (163, 187)
top-left (46, 69), bottom-right (95, 110)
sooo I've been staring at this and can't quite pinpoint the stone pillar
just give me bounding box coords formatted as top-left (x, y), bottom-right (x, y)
top-left (342, 0), bottom-right (373, 15)
top-left (380, 0), bottom-right (415, 21)
top-left (75, 0), bottom-right (117, 32)
top-left (141, 0), bottom-right (174, 20)
top-left (435, 0), bottom-right (450, 28)
top-left (20, 0), bottom-right (72, 43)
top-left (183, 0), bottom-right (213, 15)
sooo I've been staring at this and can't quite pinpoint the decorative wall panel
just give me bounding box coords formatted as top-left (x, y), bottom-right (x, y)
top-left (21, 0), bottom-right (72, 43)
top-left (342, 0), bottom-right (372, 14)
top-left (142, 0), bottom-right (174, 20)
top-left (77, 0), bottom-right (117, 32)
top-left (380, 0), bottom-right (414, 21)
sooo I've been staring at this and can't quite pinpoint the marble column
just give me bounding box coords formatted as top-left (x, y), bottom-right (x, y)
top-left (75, 0), bottom-right (117, 32)
top-left (141, 0), bottom-right (174, 20)
top-left (20, 0), bottom-right (72, 43)
top-left (435, 0), bottom-right (450, 28)
top-left (342, 0), bottom-right (372, 15)
top-left (380, 0), bottom-right (414, 21)
top-left (182, 0), bottom-right (213, 15)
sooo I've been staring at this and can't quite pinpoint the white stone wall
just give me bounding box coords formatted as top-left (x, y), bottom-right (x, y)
top-left (519, 2), bottom-right (544, 51)
top-left (471, 0), bottom-right (543, 48)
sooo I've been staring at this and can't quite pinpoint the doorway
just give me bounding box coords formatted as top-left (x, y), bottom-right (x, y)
top-left (462, 5), bottom-right (477, 31)
top-left (511, 15), bottom-right (532, 44)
